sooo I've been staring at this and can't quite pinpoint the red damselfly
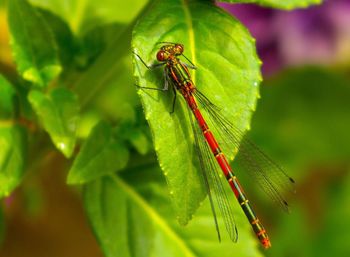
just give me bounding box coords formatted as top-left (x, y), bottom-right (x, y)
top-left (134, 42), bottom-right (295, 249)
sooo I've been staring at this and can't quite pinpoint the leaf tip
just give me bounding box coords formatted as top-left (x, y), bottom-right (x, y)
top-left (54, 138), bottom-right (74, 158)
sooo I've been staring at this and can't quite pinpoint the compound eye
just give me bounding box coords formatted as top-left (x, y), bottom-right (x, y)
top-left (157, 50), bottom-right (167, 61)
top-left (175, 44), bottom-right (184, 55)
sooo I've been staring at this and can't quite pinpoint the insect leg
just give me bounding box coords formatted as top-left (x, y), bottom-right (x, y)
top-left (133, 52), bottom-right (164, 70)
top-left (181, 54), bottom-right (197, 69)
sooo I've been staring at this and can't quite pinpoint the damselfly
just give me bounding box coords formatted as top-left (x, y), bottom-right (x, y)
top-left (134, 43), bottom-right (295, 249)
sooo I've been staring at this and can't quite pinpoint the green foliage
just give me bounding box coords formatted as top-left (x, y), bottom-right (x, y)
top-left (84, 167), bottom-right (263, 257)
top-left (28, 88), bottom-right (79, 158)
top-left (1, 0), bottom-right (332, 256)
top-left (29, 0), bottom-right (147, 33)
top-left (7, 0), bottom-right (61, 87)
top-left (247, 68), bottom-right (350, 257)
top-left (249, 68), bottom-right (350, 177)
top-left (218, 0), bottom-right (322, 9)
top-left (37, 7), bottom-right (76, 68)
top-left (68, 121), bottom-right (129, 184)
top-left (0, 76), bottom-right (16, 118)
top-left (133, 0), bottom-right (261, 225)
top-left (0, 76), bottom-right (27, 198)
top-left (0, 125), bottom-right (27, 197)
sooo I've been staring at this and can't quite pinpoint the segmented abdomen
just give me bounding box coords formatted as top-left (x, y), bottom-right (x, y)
top-left (185, 93), bottom-right (271, 249)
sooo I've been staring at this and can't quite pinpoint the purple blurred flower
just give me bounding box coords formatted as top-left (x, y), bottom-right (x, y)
top-left (217, 0), bottom-right (350, 75)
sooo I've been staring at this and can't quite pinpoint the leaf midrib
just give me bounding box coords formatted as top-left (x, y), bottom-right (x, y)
top-left (181, 0), bottom-right (196, 82)
top-left (110, 174), bottom-right (197, 257)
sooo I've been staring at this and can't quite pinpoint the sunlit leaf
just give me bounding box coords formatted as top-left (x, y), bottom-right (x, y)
top-left (29, 0), bottom-right (147, 33)
top-left (28, 88), bottom-right (79, 158)
top-left (67, 121), bottom-right (129, 184)
top-left (132, 0), bottom-right (261, 225)
top-left (84, 166), bottom-right (263, 257)
top-left (7, 0), bottom-right (61, 87)
top-left (218, 0), bottom-right (322, 9)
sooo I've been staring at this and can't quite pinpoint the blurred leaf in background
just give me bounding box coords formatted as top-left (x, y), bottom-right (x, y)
top-left (7, 0), bottom-right (62, 87)
top-left (68, 121), bottom-right (129, 184)
top-left (217, 0), bottom-right (321, 10)
top-left (28, 88), bottom-right (79, 158)
top-left (0, 75), bottom-right (27, 198)
top-left (242, 67), bottom-right (350, 257)
top-left (29, 0), bottom-right (147, 34)
top-left (84, 166), bottom-right (264, 257)
top-left (249, 68), bottom-right (350, 177)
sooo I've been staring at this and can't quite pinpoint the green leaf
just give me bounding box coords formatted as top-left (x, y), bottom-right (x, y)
top-left (28, 88), bottom-right (79, 158)
top-left (76, 23), bottom-right (126, 69)
top-left (67, 121), bottom-right (129, 184)
top-left (218, 0), bottom-right (322, 9)
top-left (7, 0), bottom-right (61, 88)
top-left (37, 7), bottom-right (76, 68)
top-left (0, 125), bottom-right (27, 198)
top-left (29, 0), bottom-right (147, 33)
top-left (84, 167), bottom-right (263, 257)
top-left (0, 76), bottom-right (27, 198)
top-left (0, 75), bottom-right (16, 118)
top-left (132, 0), bottom-right (261, 225)
top-left (128, 129), bottom-right (150, 155)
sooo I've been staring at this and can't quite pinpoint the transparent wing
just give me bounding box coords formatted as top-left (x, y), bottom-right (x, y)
top-left (188, 107), bottom-right (238, 242)
top-left (195, 90), bottom-right (295, 212)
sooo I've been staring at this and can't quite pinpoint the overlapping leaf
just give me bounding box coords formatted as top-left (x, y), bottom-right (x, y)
top-left (83, 167), bottom-right (263, 257)
top-left (28, 88), bottom-right (79, 158)
top-left (0, 125), bottom-right (27, 198)
top-left (67, 121), bottom-right (129, 184)
top-left (218, 0), bottom-right (322, 9)
top-left (37, 8), bottom-right (76, 68)
top-left (132, 0), bottom-right (261, 225)
top-left (7, 0), bottom-right (61, 87)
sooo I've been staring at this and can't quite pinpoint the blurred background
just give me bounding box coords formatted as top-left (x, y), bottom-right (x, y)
top-left (218, 1), bottom-right (350, 257)
top-left (0, 0), bottom-right (349, 256)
